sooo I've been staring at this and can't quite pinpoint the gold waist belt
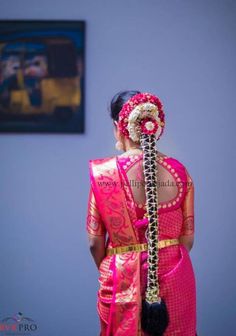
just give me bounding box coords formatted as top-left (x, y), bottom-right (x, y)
top-left (106, 238), bottom-right (180, 256)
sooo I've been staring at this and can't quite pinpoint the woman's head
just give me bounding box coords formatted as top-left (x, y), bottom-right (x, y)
top-left (110, 90), bottom-right (141, 150)
top-left (109, 90), bottom-right (165, 151)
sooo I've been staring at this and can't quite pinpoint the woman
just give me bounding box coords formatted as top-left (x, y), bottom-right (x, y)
top-left (86, 91), bottom-right (197, 336)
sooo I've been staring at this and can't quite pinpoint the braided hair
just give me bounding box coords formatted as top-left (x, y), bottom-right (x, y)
top-left (110, 91), bottom-right (169, 336)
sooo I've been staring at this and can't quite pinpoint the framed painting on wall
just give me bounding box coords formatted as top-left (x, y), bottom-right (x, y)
top-left (0, 20), bottom-right (85, 133)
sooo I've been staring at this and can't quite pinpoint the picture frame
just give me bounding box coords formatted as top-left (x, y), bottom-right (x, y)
top-left (0, 20), bottom-right (85, 133)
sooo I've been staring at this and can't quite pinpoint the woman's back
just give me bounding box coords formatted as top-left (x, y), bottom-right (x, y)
top-left (117, 151), bottom-right (194, 236)
top-left (118, 151), bottom-right (180, 212)
top-left (113, 151), bottom-right (193, 278)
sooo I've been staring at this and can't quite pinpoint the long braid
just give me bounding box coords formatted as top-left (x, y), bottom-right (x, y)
top-left (140, 133), bottom-right (169, 336)
top-left (117, 92), bottom-right (169, 336)
top-left (140, 133), bottom-right (160, 303)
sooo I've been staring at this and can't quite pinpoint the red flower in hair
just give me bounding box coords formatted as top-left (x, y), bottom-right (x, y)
top-left (140, 118), bottom-right (159, 135)
top-left (118, 92), bottom-right (165, 141)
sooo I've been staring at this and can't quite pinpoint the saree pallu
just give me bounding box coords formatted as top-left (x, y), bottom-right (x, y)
top-left (89, 156), bottom-right (196, 336)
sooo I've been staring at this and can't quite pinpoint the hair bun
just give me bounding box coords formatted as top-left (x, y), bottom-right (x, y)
top-left (118, 92), bottom-right (165, 143)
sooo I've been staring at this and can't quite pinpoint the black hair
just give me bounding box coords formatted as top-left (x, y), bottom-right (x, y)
top-left (109, 90), bottom-right (141, 121)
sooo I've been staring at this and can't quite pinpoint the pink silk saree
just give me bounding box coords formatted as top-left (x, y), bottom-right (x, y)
top-left (87, 153), bottom-right (197, 336)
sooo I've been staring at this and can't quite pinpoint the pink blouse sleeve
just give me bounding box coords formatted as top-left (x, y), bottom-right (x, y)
top-left (180, 168), bottom-right (195, 236)
top-left (86, 186), bottom-right (107, 236)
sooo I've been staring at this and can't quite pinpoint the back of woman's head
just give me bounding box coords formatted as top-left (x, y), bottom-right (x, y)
top-left (110, 90), bottom-right (141, 121)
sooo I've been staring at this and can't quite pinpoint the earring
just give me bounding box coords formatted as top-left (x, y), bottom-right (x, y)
top-left (115, 140), bottom-right (124, 151)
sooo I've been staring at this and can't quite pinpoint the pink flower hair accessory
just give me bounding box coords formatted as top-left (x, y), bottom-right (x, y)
top-left (118, 92), bottom-right (165, 143)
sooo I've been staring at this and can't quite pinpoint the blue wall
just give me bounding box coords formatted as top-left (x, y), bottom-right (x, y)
top-left (0, 1), bottom-right (235, 335)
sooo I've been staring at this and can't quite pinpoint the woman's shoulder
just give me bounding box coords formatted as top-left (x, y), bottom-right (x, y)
top-left (165, 154), bottom-right (185, 167)
top-left (165, 155), bottom-right (193, 183)
top-left (88, 156), bottom-right (117, 183)
top-left (89, 155), bottom-right (116, 163)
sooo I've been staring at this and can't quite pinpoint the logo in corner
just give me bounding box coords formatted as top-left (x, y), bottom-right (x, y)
top-left (0, 312), bottom-right (38, 335)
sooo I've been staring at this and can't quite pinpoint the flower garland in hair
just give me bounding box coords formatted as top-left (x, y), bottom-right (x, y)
top-left (118, 93), bottom-right (165, 143)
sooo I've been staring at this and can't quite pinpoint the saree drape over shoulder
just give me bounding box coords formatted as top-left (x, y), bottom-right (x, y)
top-left (87, 153), bottom-right (196, 336)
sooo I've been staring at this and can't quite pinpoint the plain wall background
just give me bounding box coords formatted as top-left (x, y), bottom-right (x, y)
top-left (0, 0), bottom-right (235, 335)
